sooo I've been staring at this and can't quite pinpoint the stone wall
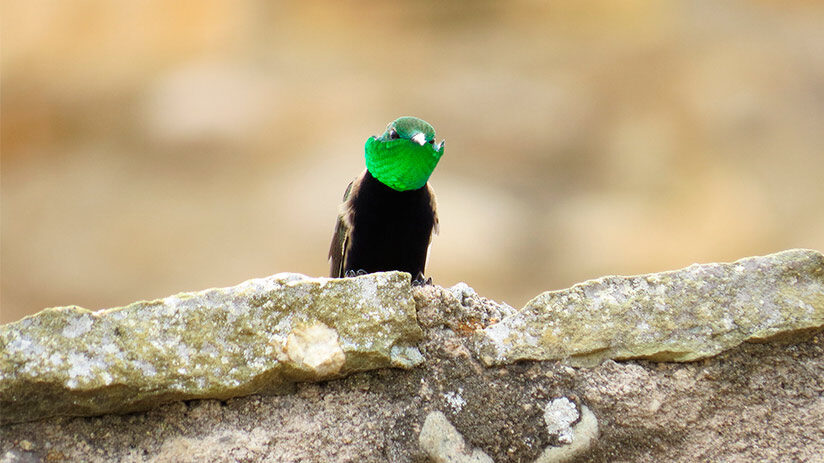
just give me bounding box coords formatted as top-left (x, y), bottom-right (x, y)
top-left (1, 249), bottom-right (822, 462)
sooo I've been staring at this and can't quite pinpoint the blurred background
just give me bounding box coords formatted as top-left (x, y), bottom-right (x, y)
top-left (2, 0), bottom-right (823, 324)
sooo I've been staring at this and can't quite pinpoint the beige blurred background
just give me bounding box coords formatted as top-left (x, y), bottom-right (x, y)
top-left (2, 1), bottom-right (823, 324)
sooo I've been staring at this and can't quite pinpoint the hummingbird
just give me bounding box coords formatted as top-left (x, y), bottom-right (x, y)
top-left (328, 116), bottom-right (445, 285)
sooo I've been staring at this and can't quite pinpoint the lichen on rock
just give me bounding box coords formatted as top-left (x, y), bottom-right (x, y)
top-left (538, 403), bottom-right (599, 463)
top-left (0, 271), bottom-right (423, 424)
top-left (473, 249), bottom-right (824, 366)
top-left (1, 249), bottom-right (822, 462)
top-left (544, 397), bottom-right (578, 444)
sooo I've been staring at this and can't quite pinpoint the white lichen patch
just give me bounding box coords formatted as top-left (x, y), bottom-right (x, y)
top-left (356, 277), bottom-right (380, 310)
top-left (444, 388), bottom-right (466, 413)
top-left (482, 322), bottom-right (512, 360)
top-left (136, 360), bottom-right (157, 377)
top-left (176, 343), bottom-right (194, 364)
top-left (65, 352), bottom-right (109, 388)
top-left (538, 404), bottom-right (599, 463)
top-left (47, 352), bottom-right (64, 367)
top-left (62, 315), bottom-right (93, 339)
top-left (6, 336), bottom-right (44, 358)
top-left (201, 343), bottom-right (219, 358)
top-left (390, 345), bottom-right (424, 368)
top-left (480, 315), bottom-right (531, 362)
top-left (96, 338), bottom-right (122, 356)
top-left (544, 397), bottom-right (579, 444)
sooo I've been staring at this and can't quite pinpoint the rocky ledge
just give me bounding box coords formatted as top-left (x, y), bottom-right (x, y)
top-left (1, 249), bottom-right (822, 462)
top-left (474, 247), bottom-right (824, 366)
top-left (1, 272), bottom-right (422, 424)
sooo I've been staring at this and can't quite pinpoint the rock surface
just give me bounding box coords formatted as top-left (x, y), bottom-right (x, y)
top-left (474, 249), bottom-right (824, 366)
top-left (0, 272), bottom-right (423, 424)
top-left (538, 403), bottom-right (599, 463)
top-left (1, 249), bottom-right (823, 462)
top-left (419, 411), bottom-right (493, 463)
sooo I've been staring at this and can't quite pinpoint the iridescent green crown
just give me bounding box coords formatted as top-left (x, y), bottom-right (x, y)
top-left (364, 116), bottom-right (445, 191)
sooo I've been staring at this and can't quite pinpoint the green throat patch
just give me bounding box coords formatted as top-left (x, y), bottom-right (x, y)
top-left (364, 117), bottom-right (445, 192)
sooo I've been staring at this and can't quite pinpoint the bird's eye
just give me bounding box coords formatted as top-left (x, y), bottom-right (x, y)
top-left (428, 139), bottom-right (435, 145)
top-left (389, 128), bottom-right (400, 140)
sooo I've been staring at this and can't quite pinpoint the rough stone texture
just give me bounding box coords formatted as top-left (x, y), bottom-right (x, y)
top-left (538, 404), bottom-right (599, 463)
top-left (543, 397), bottom-right (578, 445)
top-left (0, 272), bottom-right (423, 424)
top-left (1, 250), bottom-right (823, 462)
top-left (474, 249), bottom-right (824, 366)
top-left (419, 411), bottom-right (493, 463)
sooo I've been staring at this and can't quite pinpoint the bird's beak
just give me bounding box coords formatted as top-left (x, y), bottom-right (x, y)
top-left (411, 133), bottom-right (427, 146)
top-left (437, 140), bottom-right (445, 151)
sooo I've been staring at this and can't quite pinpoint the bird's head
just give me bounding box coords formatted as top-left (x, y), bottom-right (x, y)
top-left (364, 116), bottom-right (445, 191)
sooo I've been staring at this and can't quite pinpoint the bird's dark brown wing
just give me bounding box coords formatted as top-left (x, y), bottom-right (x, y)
top-left (427, 183), bottom-right (439, 237)
top-left (422, 183), bottom-right (439, 275)
top-left (328, 179), bottom-right (356, 277)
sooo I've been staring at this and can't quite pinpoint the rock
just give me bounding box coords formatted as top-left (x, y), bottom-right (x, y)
top-left (543, 397), bottom-right (578, 444)
top-left (474, 249), bottom-right (824, 366)
top-left (1, 250), bottom-right (822, 462)
top-left (284, 321), bottom-right (346, 376)
top-left (418, 411), bottom-right (494, 463)
top-left (0, 272), bottom-right (423, 424)
top-left (2, 328), bottom-right (821, 462)
top-left (538, 404), bottom-right (599, 463)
